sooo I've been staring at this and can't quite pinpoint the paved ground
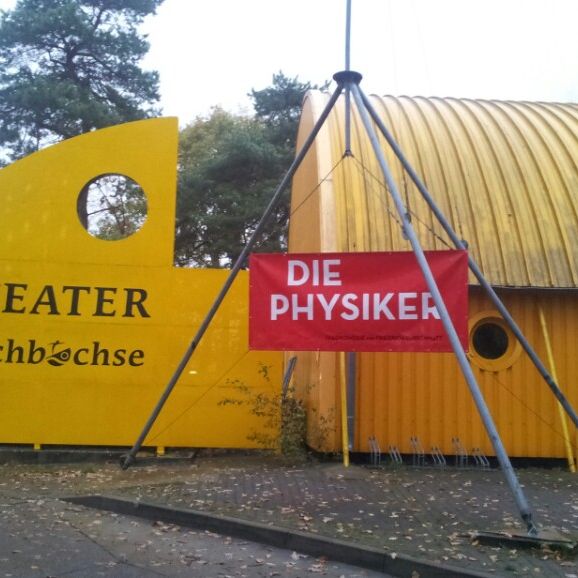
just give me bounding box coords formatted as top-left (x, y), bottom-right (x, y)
top-left (111, 455), bottom-right (578, 576)
top-left (0, 460), bottom-right (389, 578)
top-left (1, 453), bottom-right (577, 576)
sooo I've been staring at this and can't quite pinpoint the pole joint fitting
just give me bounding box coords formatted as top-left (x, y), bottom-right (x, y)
top-left (333, 70), bottom-right (363, 86)
top-left (524, 514), bottom-right (538, 536)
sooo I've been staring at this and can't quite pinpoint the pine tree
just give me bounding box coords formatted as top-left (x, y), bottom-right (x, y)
top-left (0, 0), bottom-right (163, 162)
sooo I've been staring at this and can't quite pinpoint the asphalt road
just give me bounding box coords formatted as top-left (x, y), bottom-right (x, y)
top-left (0, 492), bottom-right (392, 577)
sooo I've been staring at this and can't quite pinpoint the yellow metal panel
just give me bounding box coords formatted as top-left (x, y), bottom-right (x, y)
top-left (345, 290), bottom-right (578, 459)
top-left (0, 119), bottom-right (282, 448)
top-left (0, 119), bottom-right (177, 267)
top-left (294, 93), bottom-right (578, 288)
top-left (289, 93), bottom-right (578, 457)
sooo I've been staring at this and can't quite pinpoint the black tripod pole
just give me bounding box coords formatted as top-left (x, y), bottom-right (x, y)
top-left (121, 83), bottom-right (344, 469)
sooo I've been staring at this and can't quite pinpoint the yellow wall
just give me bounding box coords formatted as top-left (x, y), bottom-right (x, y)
top-left (290, 289), bottom-right (578, 458)
top-left (292, 94), bottom-right (578, 288)
top-left (0, 118), bottom-right (282, 449)
top-left (354, 289), bottom-right (578, 459)
top-left (289, 94), bottom-right (578, 458)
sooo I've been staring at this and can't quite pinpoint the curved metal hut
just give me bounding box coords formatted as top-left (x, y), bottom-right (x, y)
top-left (289, 93), bottom-right (578, 459)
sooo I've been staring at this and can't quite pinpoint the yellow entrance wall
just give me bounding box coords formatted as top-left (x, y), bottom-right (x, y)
top-left (355, 289), bottom-right (578, 458)
top-left (0, 118), bottom-right (282, 449)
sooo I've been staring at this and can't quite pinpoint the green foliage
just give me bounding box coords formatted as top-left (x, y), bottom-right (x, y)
top-left (218, 363), bottom-right (337, 457)
top-left (246, 385), bottom-right (307, 457)
top-left (219, 371), bottom-right (308, 458)
top-left (175, 108), bottom-right (287, 267)
top-left (0, 0), bottom-right (163, 161)
top-left (250, 71), bottom-right (329, 154)
top-left (80, 174), bottom-right (147, 240)
top-left (308, 406), bottom-right (336, 452)
top-left (175, 72), bottom-right (329, 267)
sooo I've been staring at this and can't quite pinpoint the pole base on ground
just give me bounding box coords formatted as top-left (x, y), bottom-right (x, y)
top-left (465, 529), bottom-right (577, 552)
top-left (120, 453), bottom-right (135, 470)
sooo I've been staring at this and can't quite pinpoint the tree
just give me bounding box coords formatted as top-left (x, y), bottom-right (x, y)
top-left (176, 72), bottom-right (329, 267)
top-left (0, 0), bottom-right (163, 163)
top-left (250, 71), bottom-right (329, 164)
top-left (80, 174), bottom-right (148, 240)
top-left (175, 108), bottom-right (286, 267)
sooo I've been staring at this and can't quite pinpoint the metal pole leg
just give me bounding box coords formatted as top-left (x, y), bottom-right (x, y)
top-left (120, 84), bottom-right (345, 470)
top-left (349, 79), bottom-right (537, 534)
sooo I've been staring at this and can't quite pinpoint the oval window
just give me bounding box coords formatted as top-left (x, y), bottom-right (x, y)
top-left (77, 174), bottom-right (147, 240)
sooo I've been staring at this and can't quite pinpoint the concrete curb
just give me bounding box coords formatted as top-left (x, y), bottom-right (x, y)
top-left (0, 447), bottom-right (197, 465)
top-left (65, 495), bottom-right (495, 578)
top-left (0, 448), bottom-right (125, 464)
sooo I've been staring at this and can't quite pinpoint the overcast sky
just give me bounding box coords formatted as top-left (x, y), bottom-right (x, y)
top-left (140, 0), bottom-right (578, 125)
top-left (1, 0), bottom-right (577, 125)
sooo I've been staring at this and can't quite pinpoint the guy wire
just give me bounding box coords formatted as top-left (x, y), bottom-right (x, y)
top-left (146, 350), bottom-right (251, 444)
top-left (146, 156), bottom-right (349, 441)
top-left (489, 371), bottom-right (578, 455)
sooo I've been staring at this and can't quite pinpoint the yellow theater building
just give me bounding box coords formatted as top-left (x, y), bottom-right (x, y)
top-left (289, 93), bottom-right (578, 461)
top-left (0, 95), bottom-right (576, 464)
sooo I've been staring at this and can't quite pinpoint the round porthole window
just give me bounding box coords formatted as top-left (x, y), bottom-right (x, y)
top-left (472, 322), bottom-right (509, 360)
top-left (77, 173), bottom-right (147, 240)
top-left (468, 312), bottom-right (521, 371)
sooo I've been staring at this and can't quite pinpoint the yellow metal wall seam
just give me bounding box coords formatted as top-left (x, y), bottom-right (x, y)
top-left (450, 98), bottom-right (523, 285)
top-left (389, 96), bottom-right (444, 251)
top-left (459, 100), bottom-right (533, 285)
top-left (502, 101), bottom-right (574, 284)
top-left (512, 103), bottom-right (578, 286)
top-left (492, 101), bottom-right (559, 286)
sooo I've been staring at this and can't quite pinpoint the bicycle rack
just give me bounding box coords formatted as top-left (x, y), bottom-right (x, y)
top-left (472, 447), bottom-right (491, 469)
top-left (431, 445), bottom-right (447, 468)
top-left (410, 436), bottom-right (426, 466)
top-left (452, 437), bottom-right (469, 468)
top-left (368, 436), bottom-right (381, 466)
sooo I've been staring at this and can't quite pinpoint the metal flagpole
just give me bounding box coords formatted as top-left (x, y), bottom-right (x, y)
top-left (358, 88), bottom-right (578, 431)
top-left (338, 0), bottom-right (354, 466)
top-left (345, 0), bottom-right (352, 71)
top-left (339, 352), bottom-right (350, 467)
top-left (344, 0), bottom-right (353, 154)
top-left (344, 74), bottom-right (537, 534)
top-left (346, 351), bottom-right (357, 451)
top-left (121, 83), bottom-right (345, 470)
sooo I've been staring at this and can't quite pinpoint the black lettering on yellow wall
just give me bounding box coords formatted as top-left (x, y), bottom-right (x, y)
top-left (30, 286), bottom-right (59, 315)
top-left (3, 283), bottom-right (27, 313)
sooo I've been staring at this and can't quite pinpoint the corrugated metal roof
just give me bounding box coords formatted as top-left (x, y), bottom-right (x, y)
top-left (290, 93), bottom-right (578, 288)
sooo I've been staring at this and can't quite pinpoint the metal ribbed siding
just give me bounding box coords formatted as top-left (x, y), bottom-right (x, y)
top-left (292, 93), bottom-right (578, 287)
top-left (289, 93), bottom-right (578, 458)
top-left (353, 290), bottom-right (578, 458)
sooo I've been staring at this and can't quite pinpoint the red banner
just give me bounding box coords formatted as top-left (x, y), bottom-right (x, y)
top-left (249, 251), bottom-right (468, 352)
